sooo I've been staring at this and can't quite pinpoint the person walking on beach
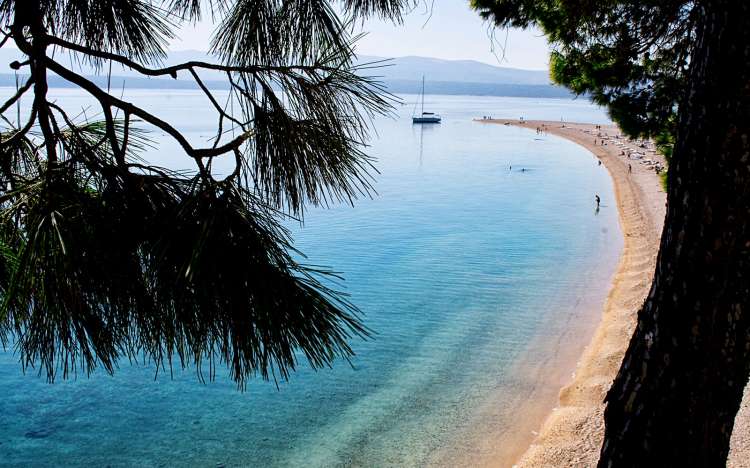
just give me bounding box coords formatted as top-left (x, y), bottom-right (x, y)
top-left (598, 160), bottom-right (602, 166)
top-left (628, 163), bottom-right (632, 174)
top-left (595, 194), bottom-right (601, 208)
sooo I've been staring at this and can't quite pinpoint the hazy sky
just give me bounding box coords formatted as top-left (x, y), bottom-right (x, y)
top-left (170, 3), bottom-right (552, 71)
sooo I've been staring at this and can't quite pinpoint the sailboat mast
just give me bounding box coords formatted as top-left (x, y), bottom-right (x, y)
top-left (411, 75), bottom-right (440, 124)
top-left (421, 75), bottom-right (425, 115)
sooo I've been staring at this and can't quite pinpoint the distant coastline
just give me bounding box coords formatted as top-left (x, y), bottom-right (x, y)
top-left (379, 79), bottom-right (573, 98)
top-left (0, 48), bottom-right (573, 98)
top-left (0, 74), bottom-right (574, 98)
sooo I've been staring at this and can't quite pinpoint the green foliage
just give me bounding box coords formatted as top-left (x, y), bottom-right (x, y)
top-left (659, 170), bottom-right (668, 192)
top-left (0, 0), bottom-right (415, 388)
top-left (1, 0), bottom-right (174, 63)
top-left (472, 0), bottom-right (694, 149)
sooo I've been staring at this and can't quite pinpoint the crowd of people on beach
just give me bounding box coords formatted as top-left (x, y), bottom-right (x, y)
top-left (586, 126), bottom-right (666, 175)
top-left (582, 124), bottom-right (666, 212)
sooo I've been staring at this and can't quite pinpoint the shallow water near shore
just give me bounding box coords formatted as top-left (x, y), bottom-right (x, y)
top-left (0, 91), bottom-right (621, 466)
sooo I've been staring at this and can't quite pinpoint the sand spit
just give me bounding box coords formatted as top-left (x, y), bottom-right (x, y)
top-left (479, 119), bottom-right (748, 467)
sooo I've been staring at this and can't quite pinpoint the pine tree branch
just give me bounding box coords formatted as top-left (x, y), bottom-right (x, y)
top-left (0, 76), bottom-right (33, 115)
top-left (0, 30), bottom-right (11, 49)
top-left (187, 67), bottom-right (248, 146)
top-left (44, 34), bottom-right (346, 77)
top-left (36, 50), bottom-right (253, 160)
top-left (16, 10), bottom-right (57, 163)
top-left (1, 104), bottom-right (37, 147)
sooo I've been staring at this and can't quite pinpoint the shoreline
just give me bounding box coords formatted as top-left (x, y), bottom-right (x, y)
top-left (515, 120), bottom-right (665, 466)
top-left (481, 119), bottom-right (664, 466)
top-left (479, 119), bottom-right (749, 467)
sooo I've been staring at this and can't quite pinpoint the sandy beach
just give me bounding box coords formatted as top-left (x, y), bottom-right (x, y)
top-left (479, 119), bottom-right (749, 467)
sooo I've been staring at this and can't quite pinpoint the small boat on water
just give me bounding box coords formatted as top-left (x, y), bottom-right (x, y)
top-left (412, 76), bottom-right (441, 124)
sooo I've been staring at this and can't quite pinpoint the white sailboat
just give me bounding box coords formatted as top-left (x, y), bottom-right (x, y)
top-left (412, 76), bottom-right (441, 124)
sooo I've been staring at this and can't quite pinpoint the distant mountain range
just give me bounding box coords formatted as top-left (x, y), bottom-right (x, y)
top-left (357, 55), bottom-right (551, 85)
top-left (0, 49), bottom-right (571, 98)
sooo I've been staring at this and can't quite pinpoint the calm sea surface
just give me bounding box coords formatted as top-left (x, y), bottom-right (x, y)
top-left (0, 90), bottom-right (621, 466)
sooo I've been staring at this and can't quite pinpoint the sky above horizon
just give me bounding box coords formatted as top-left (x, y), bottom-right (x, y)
top-left (171, 3), bottom-right (552, 71)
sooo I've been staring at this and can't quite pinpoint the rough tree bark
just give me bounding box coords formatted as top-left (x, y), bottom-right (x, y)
top-left (599, 0), bottom-right (750, 466)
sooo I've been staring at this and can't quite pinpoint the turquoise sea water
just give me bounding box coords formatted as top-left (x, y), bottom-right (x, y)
top-left (0, 91), bottom-right (621, 466)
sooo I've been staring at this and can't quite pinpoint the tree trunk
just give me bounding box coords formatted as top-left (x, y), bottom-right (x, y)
top-left (599, 1), bottom-right (750, 466)
top-left (14, 0), bottom-right (56, 161)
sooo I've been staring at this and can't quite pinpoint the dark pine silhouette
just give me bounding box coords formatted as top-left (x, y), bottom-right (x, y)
top-left (0, 0), bottom-right (416, 389)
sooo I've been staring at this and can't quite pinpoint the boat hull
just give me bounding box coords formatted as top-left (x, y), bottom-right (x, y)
top-left (412, 117), bottom-right (441, 124)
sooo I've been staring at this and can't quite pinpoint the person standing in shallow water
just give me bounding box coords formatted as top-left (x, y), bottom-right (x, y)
top-left (595, 194), bottom-right (601, 208)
